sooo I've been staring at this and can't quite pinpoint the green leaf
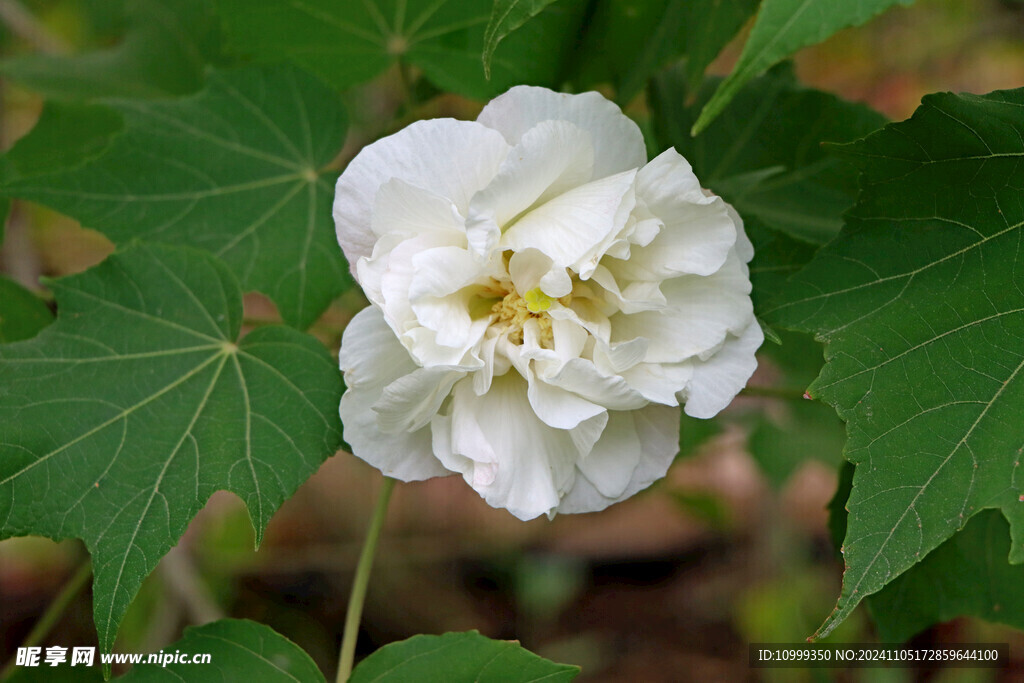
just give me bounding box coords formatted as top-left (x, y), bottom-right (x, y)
top-left (120, 619), bottom-right (325, 681)
top-left (573, 0), bottom-right (757, 106)
top-left (0, 102), bottom-right (123, 183)
top-left (482, 0), bottom-right (559, 79)
top-left (0, 276), bottom-right (52, 343)
top-left (652, 64), bottom-right (887, 245)
top-left (0, 0), bottom-right (222, 99)
top-left (215, 0), bottom-right (586, 100)
top-left (745, 219), bottom-right (818, 316)
top-left (349, 631), bottom-right (579, 682)
top-left (0, 244), bottom-right (344, 653)
top-left (868, 510), bottom-right (1024, 641)
top-left (748, 330), bottom-right (845, 488)
top-left (1, 65), bottom-right (350, 329)
top-left (692, 0), bottom-right (914, 134)
top-left (826, 460), bottom-right (855, 558)
top-left (680, 0), bottom-right (760, 94)
top-left (767, 88), bottom-right (1024, 639)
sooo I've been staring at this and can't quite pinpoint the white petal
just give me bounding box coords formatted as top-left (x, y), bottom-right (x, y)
top-left (334, 119), bottom-right (509, 269)
top-left (466, 120), bottom-right (594, 258)
top-left (371, 178), bottom-right (466, 241)
top-left (507, 330), bottom-right (607, 430)
top-left (432, 375), bottom-right (580, 520)
top-left (576, 410), bottom-right (641, 498)
top-left (366, 232), bottom-right (460, 335)
top-left (338, 306), bottom-right (450, 480)
top-left (617, 149), bottom-right (738, 279)
top-left (508, 248), bottom-right (572, 298)
top-left (610, 250), bottom-right (754, 362)
top-left (502, 169), bottom-right (637, 277)
top-left (408, 246), bottom-right (494, 350)
top-left (557, 404), bottom-right (680, 514)
top-left (619, 362), bottom-right (691, 405)
top-left (527, 373), bottom-right (607, 430)
top-left (538, 358), bottom-right (648, 411)
top-left (477, 86), bottom-right (646, 179)
top-left (373, 367), bottom-right (463, 432)
top-left (727, 201), bottom-right (755, 263)
top-left (403, 325), bottom-right (487, 369)
top-left (590, 264), bottom-right (666, 314)
top-left (682, 317), bottom-right (763, 418)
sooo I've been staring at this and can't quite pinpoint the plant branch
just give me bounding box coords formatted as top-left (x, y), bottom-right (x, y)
top-left (335, 477), bottom-right (397, 683)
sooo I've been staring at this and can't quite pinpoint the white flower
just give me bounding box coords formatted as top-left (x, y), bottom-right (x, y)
top-left (334, 86), bottom-right (762, 521)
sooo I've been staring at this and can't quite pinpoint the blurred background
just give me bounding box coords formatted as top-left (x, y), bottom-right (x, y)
top-left (2, 0), bottom-right (1024, 680)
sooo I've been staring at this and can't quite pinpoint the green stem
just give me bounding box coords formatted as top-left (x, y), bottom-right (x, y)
top-left (335, 477), bottom-right (397, 683)
top-left (740, 385), bottom-right (809, 400)
top-left (0, 560), bottom-right (92, 679)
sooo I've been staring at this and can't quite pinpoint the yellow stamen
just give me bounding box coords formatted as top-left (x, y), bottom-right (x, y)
top-left (524, 287), bottom-right (554, 313)
top-left (491, 289), bottom-right (554, 347)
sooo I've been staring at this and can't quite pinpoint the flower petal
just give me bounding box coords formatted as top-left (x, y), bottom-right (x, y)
top-left (538, 357), bottom-right (648, 411)
top-left (432, 374), bottom-right (581, 520)
top-left (334, 119), bottom-right (509, 269)
top-left (501, 169), bottom-right (637, 278)
top-left (466, 120), bottom-right (594, 258)
top-left (409, 246), bottom-right (495, 350)
top-left (615, 149), bottom-right (739, 279)
top-left (557, 404), bottom-right (680, 514)
top-left (576, 410), bottom-right (642, 498)
top-left (619, 361), bottom-right (692, 406)
top-left (508, 248), bottom-right (572, 298)
top-left (339, 306), bottom-right (450, 480)
top-left (359, 231), bottom-right (460, 335)
top-left (477, 85), bottom-right (646, 179)
top-left (371, 178), bottom-right (466, 241)
top-left (682, 317), bottom-right (763, 418)
top-left (374, 366), bottom-right (463, 433)
top-left (610, 250), bottom-right (754, 362)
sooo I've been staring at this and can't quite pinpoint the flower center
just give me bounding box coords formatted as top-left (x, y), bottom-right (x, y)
top-left (491, 287), bottom-right (556, 347)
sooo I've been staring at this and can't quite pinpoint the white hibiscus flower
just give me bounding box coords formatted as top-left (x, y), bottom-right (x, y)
top-left (334, 86), bottom-right (762, 521)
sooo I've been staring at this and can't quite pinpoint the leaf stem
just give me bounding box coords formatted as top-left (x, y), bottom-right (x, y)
top-left (335, 477), bottom-right (397, 683)
top-left (0, 560), bottom-right (92, 679)
top-left (740, 385), bottom-right (809, 400)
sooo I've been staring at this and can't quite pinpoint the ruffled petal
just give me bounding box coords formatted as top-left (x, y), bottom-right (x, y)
top-left (557, 404), bottom-right (680, 514)
top-left (610, 250), bottom-right (754, 363)
top-left (373, 367), bottom-right (463, 433)
top-left (338, 306), bottom-right (450, 480)
top-left (477, 85), bottom-right (646, 179)
top-left (334, 119), bottom-right (509, 269)
top-left (360, 232), bottom-right (460, 335)
top-left (507, 248), bottom-right (573, 298)
top-left (615, 149), bottom-right (739, 279)
top-left (466, 120), bottom-right (594, 258)
top-left (432, 374), bottom-right (581, 520)
top-left (682, 317), bottom-right (763, 418)
top-left (502, 169), bottom-right (637, 278)
top-left (409, 246), bottom-right (494, 351)
top-left (537, 357), bottom-right (648, 411)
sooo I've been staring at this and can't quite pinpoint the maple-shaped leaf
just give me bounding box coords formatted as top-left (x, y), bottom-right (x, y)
top-left (0, 244), bottom-right (343, 653)
top-left (2, 65), bottom-right (351, 329)
top-left (768, 88), bottom-right (1024, 638)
